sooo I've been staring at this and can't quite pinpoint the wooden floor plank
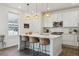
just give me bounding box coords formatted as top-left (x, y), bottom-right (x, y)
top-left (0, 46), bottom-right (79, 56)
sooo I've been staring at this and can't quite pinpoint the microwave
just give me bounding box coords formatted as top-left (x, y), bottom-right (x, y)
top-left (53, 21), bottom-right (63, 27)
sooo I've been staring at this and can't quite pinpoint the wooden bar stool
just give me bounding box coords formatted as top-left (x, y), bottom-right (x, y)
top-left (29, 37), bottom-right (39, 55)
top-left (39, 38), bottom-right (50, 56)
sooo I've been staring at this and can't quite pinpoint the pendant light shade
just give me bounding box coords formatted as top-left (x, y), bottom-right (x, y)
top-left (34, 14), bottom-right (39, 18)
top-left (25, 16), bottom-right (31, 19)
top-left (44, 3), bottom-right (52, 17)
top-left (25, 3), bottom-right (31, 20)
top-left (44, 12), bottom-right (52, 17)
top-left (33, 3), bottom-right (39, 19)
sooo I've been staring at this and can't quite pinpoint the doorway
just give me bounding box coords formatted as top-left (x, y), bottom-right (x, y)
top-left (7, 12), bottom-right (19, 47)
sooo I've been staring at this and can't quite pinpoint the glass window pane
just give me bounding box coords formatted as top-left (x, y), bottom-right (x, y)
top-left (8, 12), bottom-right (18, 36)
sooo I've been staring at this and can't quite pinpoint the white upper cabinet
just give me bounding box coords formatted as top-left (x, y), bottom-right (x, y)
top-left (52, 13), bottom-right (63, 22)
top-left (42, 10), bottom-right (79, 27)
top-left (43, 15), bottom-right (53, 27)
top-left (77, 10), bottom-right (79, 25)
top-left (62, 11), bottom-right (77, 27)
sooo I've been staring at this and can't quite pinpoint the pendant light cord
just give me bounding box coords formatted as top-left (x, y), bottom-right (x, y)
top-left (47, 3), bottom-right (49, 12)
top-left (36, 3), bottom-right (37, 15)
top-left (27, 3), bottom-right (30, 14)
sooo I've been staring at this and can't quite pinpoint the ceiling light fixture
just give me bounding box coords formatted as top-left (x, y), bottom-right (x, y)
top-left (44, 3), bottom-right (52, 17)
top-left (25, 3), bottom-right (31, 20)
top-left (33, 3), bottom-right (39, 19)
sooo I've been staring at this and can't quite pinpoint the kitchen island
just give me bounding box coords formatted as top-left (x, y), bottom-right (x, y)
top-left (18, 33), bottom-right (62, 56)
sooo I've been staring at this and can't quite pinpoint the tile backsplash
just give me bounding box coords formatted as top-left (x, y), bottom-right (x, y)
top-left (43, 27), bottom-right (79, 34)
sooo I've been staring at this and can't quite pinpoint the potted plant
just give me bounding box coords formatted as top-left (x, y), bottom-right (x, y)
top-left (73, 29), bottom-right (77, 34)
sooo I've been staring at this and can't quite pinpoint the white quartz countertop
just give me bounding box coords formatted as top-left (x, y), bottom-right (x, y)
top-left (21, 33), bottom-right (61, 39)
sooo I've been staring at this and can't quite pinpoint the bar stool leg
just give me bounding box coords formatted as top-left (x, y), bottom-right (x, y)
top-left (26, 41), bottom-right (29, 49)
top-left (45, 45), bottom-right (47, 55)
top-left (41, 45), bottom-right (43, 56)
top-left (41, 45), bottom-right (47, 56)
top-left (24, 41), bottom-right (26, 49)
top-left (27, 41), bottom-right (30, 49)
top-left (26, 41), bottom-right (30, 54)
top-left (30, 43), bottom-right (33, 55)
top-left (38, 43), bottom-right (41, 56)
top-left (32, 43), bottom-right (34, 56)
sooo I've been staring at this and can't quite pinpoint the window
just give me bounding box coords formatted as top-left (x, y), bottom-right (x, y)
top-left (8, 12), bottom-right (19, 36)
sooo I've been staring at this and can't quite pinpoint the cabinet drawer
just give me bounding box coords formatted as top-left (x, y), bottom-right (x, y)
top-left (74, 41), bottom-right (79, 46)
top-left (62, 35), bottom-right (77, 42)
top-left (63, 40), bottom-right (75, 46)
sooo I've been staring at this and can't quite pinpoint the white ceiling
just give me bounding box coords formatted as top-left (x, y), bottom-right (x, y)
top-left (1, 3), bottom-right (79, 13)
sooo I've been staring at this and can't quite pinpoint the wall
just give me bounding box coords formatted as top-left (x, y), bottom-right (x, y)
top-left (0, 5), bottom-right (24, 48)
top-left (20, 13), bottom-right (42, 34)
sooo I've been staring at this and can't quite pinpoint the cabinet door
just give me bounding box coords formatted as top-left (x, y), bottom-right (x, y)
top-left (63, 35), bottom-right (75, 41)
top-left (77, 10), bottom-right (79, 25)
top-left (74, 35), bottom-right (79, 46)
top-left (62, 11), bottom-right (77, 27)
top-left (63, 35), bottom-right (78, 46)
top-left (63, 35), bottom-right (73, 45)
top-left (52, 13), bottom-right (63, 21)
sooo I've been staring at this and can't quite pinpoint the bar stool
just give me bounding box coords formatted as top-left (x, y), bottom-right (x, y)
top-left (0, 35), bottom-right (6, 48)
top-left (39, 38), bottom-right (50, 56)
top-left (20, 35), bottom-right (29, 49)
top-left (29, 37), bottom-right (39, 56)
top-left (24, 36), bottom-right (29, 49)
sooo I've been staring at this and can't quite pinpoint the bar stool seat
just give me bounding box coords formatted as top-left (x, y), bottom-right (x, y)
top-left (39, 38), bottom-right (49, 45)
top-left (22, 36), bottom-right (29, 41)
top-left (29, 37), bottom-right (39, 56)
top-left (29, 37), bottom-right (39, 43)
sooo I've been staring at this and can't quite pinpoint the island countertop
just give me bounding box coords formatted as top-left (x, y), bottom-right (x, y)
top-left (21, 33), bottom-right (61, 39)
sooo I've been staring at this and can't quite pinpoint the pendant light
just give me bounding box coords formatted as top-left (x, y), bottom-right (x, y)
top-left (44, 3), bottom-right (52, 17)
top-left (25, 3), bottom-right (31, 20)
top-left (33, 3), bottom-right (39, 19)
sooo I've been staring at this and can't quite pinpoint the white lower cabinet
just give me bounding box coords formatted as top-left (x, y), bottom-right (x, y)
top-left (62, 35), bottom-right (78, 46)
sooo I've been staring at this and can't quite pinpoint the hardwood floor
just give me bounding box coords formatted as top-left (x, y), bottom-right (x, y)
top-left (61, 47), bottom-right (79, 56)
top-left (0, 46), bottom-right (49, 56)
top-left (0, 46), bottom-right (79, 56)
